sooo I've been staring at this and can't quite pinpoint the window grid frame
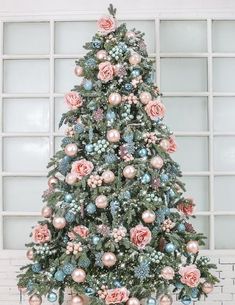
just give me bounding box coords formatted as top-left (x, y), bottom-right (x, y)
top-left (0, 16), bottom-right (234, 255)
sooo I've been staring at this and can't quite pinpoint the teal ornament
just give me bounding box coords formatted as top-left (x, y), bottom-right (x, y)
top-left (92, 39), bottom-right (102, 48)
top-left (54, 270), bottom-right (66, 282)
top-left (64, 194), bottom-right (73, 203)
top-left (74, 123), bottom-right (84, 134)
top-left (31, 263), bottom-right (41, 273)
top-left (131, 69), bottom-right (140, 77)
top-left (124, 83), bottom-right (133, 91)
top-left (181, 295), bottom-right (192, 305)
top-left (86, 202), bottom-right (96, 214)
top-left (164, 207), bottom-right (171, 216)
top-left (26, 280), bottom-right (33, 293)
top-left (165, 243), bottom-right (176, 253)
top-left (62, 263), bottom-right (75, 275)
top-left (106, 110), bottom-right (116, 121)
top-left (83, 79), bottom-right (93, 91)
top-left (160, 174), bottom-right (169, 182)
top-left (65, 211), bottom-right (75, 223)
top-left (141, 173), bottom-right (151, 184)
top-left (191, 288), bottom-right (199, 299)
top-left (146, 297), bottom-right (157, 305)
top-left (85, 287), bottom-right (95, 296)
top-left (47, 291), bottom-right (57, 302)
top-left (138, 148), bottom-right (148, 158)
top-left (85, 144), bottom-right (94, 153)
top-left (177, 223), bottom-right (186, 232)
top-left (92, 236), bottom-right (100, 245)
top-left (113, 280), bottom-right (122, 287)
top-left (175, 282), bottom-right (184, 289)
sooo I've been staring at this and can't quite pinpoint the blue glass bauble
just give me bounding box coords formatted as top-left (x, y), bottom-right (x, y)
top-left (54, 270), bottom-right (66, 282)
top-left (160, 174), bottom-right (169, 182)
top-left (177, 223), bottom-right (186, 232)
top-left (181, 295), bottom-right (192, 305)
top-left (85, 58), bottom-right (96, 68)
top-left (65, 211), bottom-right (75, 223)
top-left (165, 243), bottom-right (176, 253)
top-left (113, 280), bottom-right (122, 288)
top-left (146, 297), bottom-right (157, 305)
top-left (141, 173), bottom-right (151, 184)
top-left (92, 236), bottom-right (100, 245)
top-left (106, 110), bottom-right (116, 121)
top-left (63, 155), bottom-right (71, 162)
top-left (131, 69), bottom-right (140, 77)
top-left (83, 79), bottom-right (93, 91)
top-left (175, 282), bottom-right (184, 289)
top-left (64, 194), bottom-right (73, 203)
top-left (47, 291), bottom-right (57, 302)
top-left (85, 144), bottom-right (94, 152)
top-left (26, 280), bottom-right (33, 292)
top-left (74, 123), bottom-right (84, 134)
top-left (124, 83), bottom-right (133, 91)
top-left (62, 263), bottom-right (75, 275)
top-left (92, 39), bottom-right (102, 48)
top-left (168, 189), bottom-right (175, 198)
top-left (191, 288), bottom-right (199, 299)
top-left (86, 202), bottom-right (96, 214)
top-left (138, 148), bottom-right (148, 158)
top-left (164, 207), bottom-right (171, 216)
top-left (31, 263), bottom-right (41, 273)
top-left (85, 287), bottom-right (95, 296)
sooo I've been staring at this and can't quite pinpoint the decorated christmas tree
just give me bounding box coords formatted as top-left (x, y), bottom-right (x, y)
top-left (17, 5), bottom-right (219, 305)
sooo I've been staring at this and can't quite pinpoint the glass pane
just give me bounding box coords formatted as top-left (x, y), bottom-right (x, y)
top-left (190, 216), bottom-right (209, 249)
top-left (174, 136), bottom-right (208, 171)
top-left (3, 216), bottom-right (41, 249)
top-left (213, 58), bottom-right (235, 92)
top-left (3, 22), bottom-right (50, 55)
top-left (214, 176), bottom-right (235, 211)
top-left (181, 176), bottom-right (209, 211)
top-left (163, 97), bottom-right (208, 132)
top-left (54, 98), bottom-right (67, 133)
top-left (213, 97), bottom-right (235, 132)
top-left (212, 21), bottom-right (235, 53)
top-left (3, 137), bottom-right (49, 172)
top-left (214, 136), bottom-right (235, 171)
top-left (3, 98), bottom-right (49, 132)
top-left (160, 20), bottom-right (207, 52)
top-left (3, 177), bottom-right (46, 212)
top-left (160, 58), bottom-right (208, 92)
top-left (215, 216), bottom-right (235, 249)
top-left (3, 59), bottom-right (49, 93)
top-left (54, 59), bottom-right (82, 93)
top-left (55, 21), bottom-right (96, 54)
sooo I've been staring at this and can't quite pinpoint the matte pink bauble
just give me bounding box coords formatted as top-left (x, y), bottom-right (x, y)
top-left (150, 156), bottom-right (164, 169)
top-left (126, 297), bottom-right (140, 305)
top-left (108, 93), bottom-right (122, 106)
top-left (142, 210), bottom-right (156, 223)
top-left (102, 252), bottom-right (117, 267)
top-left (72, 268), bottom-right (86, 283)
top-left (26, 249), bottom-right (34, 260)
top-left (186, 240), bottom-right (199, 254)
top-left (41, 206), bottom-right (52, 218)
top-left (161, 266), bottom-right (175, 280)
top-left (95, 195), bottom-right (108, 208)
top-left (159, 294), bottom-right (173, 305)
top-left (129, 53), bottom-right (141, 65)
top-left (74, 66), bottom-right (83, 77)
top-left (29, 294), bottom-right (42, 305)
top-left (96, 50), bottom-right (107, 60)
top-left (102, 170), bottom-right (115, 183)
top-left (123, 165), bottom-right (137, 179)
top-left (125, 31), bottom-right (136, 39)
top-left (202, 282), bottom-right (214, 294)
top-left (64, 143), bottom-right (78, 157)
top-left (139, 92), bottom-right (152, 104)
top-left (48, 176), bottom-right (58, 188)
top-left (107, 129), bottom-right (120, 143)
top-left (53, 217), bottom-right (66, 229)
top-left (160, 139), bottom-right (170, 151)
top-left (70, 296), bottom-right (84, 305)
top-left (65, 173), bottom-right (77, 185)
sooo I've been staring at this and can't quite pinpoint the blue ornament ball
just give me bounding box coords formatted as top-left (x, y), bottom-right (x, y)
top-left (131, 69), bottom-right (141, 77)
top-left (181, 295), bottom-right (192, 305)
top-left (138, 148), bottom-right (148, 158)
top-left (65, 211), bottom-right (75, 223)
top-left (175, 282), bottom-right (184, 289)
top-left (177, 223), bottom-right (186, 232)
top-left (106, 110), bottom-right (116, 121)
top-left (191, 288), bottom-right (199, 299)
top-left (160, 174), bottom-right (169, 182)
top-left (146, 297), bottom-right (157, 305)
top-left (92, 39), bottom-right (102, 48)
top-left (64, 194), bottom-right (73, 203)
top-left (165, 243), bottom-right (176, 253)
top-left (62, 263), bottom-right (75, 275)
top-left (85, 287), bottom-right (95, 296)
top-left (86, 202), bottom-right (96, 214)
top-left (113, 280), bottom-right (122, 288)
top-left (47, 291), bottom-right (57, 302)
top-left (92, 236), bottom-right (100, 245)
top-left (32, 263), bottom-right (41, 273)
top-left (164, 207), bottom-right (171, 216)
top-left (141, 173), bottom-right (151, 184)
top-left (83, 79), bottom-right (93, 91)
top-left (85, 143), bottom-right (94, 153)
top-left (124, 83), bottom-right (133, 91)
top-left (54, 270), bottom-right (66, 282)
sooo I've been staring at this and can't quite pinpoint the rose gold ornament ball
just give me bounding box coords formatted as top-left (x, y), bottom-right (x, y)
top-left (96, 50), bottom-right (107, 60)
top-left (72, 268), bottom-right (86, 283)
top-left (108, 92), bottom-right (122, 106)
top-left (102, 170), bottom-right (115, 183)
top-left (125, 31), bottom-right (136, 39)
top-left (160, 139), bottom-right (170, 151)
top-left (102, 252), bottom-right (117, 267)
top-left (159, 294), bottom-right (173, 305)
top-left (129, 53), bottom-right (141, 65)
top-left (70, 296), bottom-right (84, 305)
top-left (126, 297), bottom-right (140, 305)
top-left (161, 266), bottom-right (175, 280)
top-left (95, 195), bottom-right (108, 208)
top-left (48, 176), bottom-right (59, 188)
top-left (202, 282), bottom-right (214, 294)
top-left (26, 248), bottom-right (34, 260)
top-left (41, 206), bottom-right (52, 218)
top-left (150, 156), bottom-right (164, 169)
top-left (107, 129), bottom-right (121, 143)
top-left (28, 294), bottom-right (42, 305)
top-left (74, 66), bottom-right (83, 77)
top-left (64, 143), bottom-right (78, 157)
top-left (53, 217), bottom-right (66, 229)
top-left (186, 240), bottom-right (199, 254)
top-left (139, 92), bottom-right (152, 104)
top-left (142, 210), bottom-right (156, 223)
top-left (123, 165), bottom-right (137, 179)
top-left (66, 173), bottom-right (77, 185)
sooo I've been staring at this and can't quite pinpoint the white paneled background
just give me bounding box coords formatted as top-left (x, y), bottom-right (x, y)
top-left (0, 8), bottom-right (235, 304)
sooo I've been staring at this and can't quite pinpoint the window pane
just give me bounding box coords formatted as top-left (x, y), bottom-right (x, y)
top-left (213, 58), bottom-right (235, 92)
top-left (163, 97), bottom-right (208, 132)
top-left (174, 136), bottom-right (208, 171)
top-left (3, 60), bottom-right (49, 93)
top-left (3, 177), bottom-right (46, 212)
top-left (160, 58), bottom-right (208, 92)
top-left (214, 176), bottom-right (235, 211)
top-left (3, 98), bottom-right (49, 132)
top-left (3, 22), bottom-right (50, 55)
top-left (215, 216), bottom-right (235, 249)
top-left (181, 176), bottom-right (209, 211)
top-left (3, 137), bottom-right (49, 172)
top-left (3, 216), bottom-right (41, 249)
top-left (214, 136), bottom-right (235, 171)
top-left (191, 216), bottom-right (209, 249)
top-left (212, 21), bottom-right (235, 53)
top-left (213, 97), bottom-right (235, 132)
top-left (54, 98), bottom-right (67, 133)
top-left (160, 20), bottom-right (207, 52)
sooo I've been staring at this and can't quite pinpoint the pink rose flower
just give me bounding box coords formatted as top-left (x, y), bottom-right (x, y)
top-left (64, 91), bottom-right (83, 110)
top-left (71, 159), bottom-right (94, 179)
top-left (145, 100), bottom-right (166, 120)
top-left (98, 61), bottom-right (114, 83)
top-left (177, 198), bottom-right (195, 216)
top-left (179, 265), bottom-right (201, 288)
top-left (97, 15), bottom-right (117, 36)
top-left (73, 225), bottom-right (89, 238)
top-left (32, 224), bottom-right (51, 244)
top-left (130, 224), bottom-right (152, 249)
top-left (167, 136), bottom-right (177, 153)
top-left (105, 287), bottom-right (129, 304)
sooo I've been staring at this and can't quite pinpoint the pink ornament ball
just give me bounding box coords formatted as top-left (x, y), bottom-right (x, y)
top-left (41, 206), bottom-right (52, 218)
top-left (126, 298), bottom-right (140, 305)
top-left (108, 93), bottom-right (122, 106)
top-left (159, 294), bottom-right (173, 305)
top-left (102, 170), bottom-right (115, 183)
top-left (95, 195), bottom-right (108, 208)
top-left (125, 31), bottom-right (136, 39)
top-left (53, 217), bottom-right (66, 229)
top-left (107, 129), bottom-right (120, 143)
top-left (129, 53), bottom-right (141, 65)
top-left (74, 66), bottom-right (83, 77)
top-left (161, 266), bottom-right (175, 280)
top-left (66, 173), bottom-right (77, 185)
top-left (150, 156), bottom-right (164, 169)
top-left (202, 282), bottom-right (214, 294)
top-left (102, 252), bottom-right (117, 267)
top-left (64, 143), bottom-right (78, 157)
top-left (142, 210), bottom-right (156, 223)
top-left (28, 294), bottom-right (42, 305)
top-left (96, 50), bottom-right (107, 60)
top-left (139, 92), bottom-right (152, 104)
top-left (123, 165), bottom-right (137, 179)
top-left (160, 139), bottom-right (170, 151)
top-left (26, 249), bottom-right (34, 260)
top-left (72, 268), bottom-right (86, 283)
top-left (70, 296), bottom-right (84, 305)
top-left (48, 176), bottom-right (59, 188)
top-left (186, 240), bottom-right (199, 254)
